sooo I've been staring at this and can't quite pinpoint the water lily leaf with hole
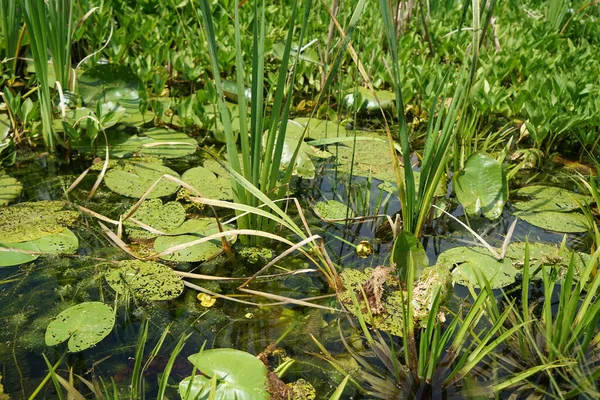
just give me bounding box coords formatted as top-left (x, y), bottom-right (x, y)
top-left (0, 201), bottom-right (79, 243)
top-left (179, 349), bottom-right (268, 400)
top-left (513, 185), bottom-right (592, 212)
top-left (181, 166), bottom-right (232, 200)
top-left (517, 211), bottom-right (589, 233)
top-left (0, 229), bottom-right (79, 267)
top-left (45, 302), bottom-right (115, 352)
top-left (139, 128), bottom-right (197, 158)
top-left (314, 200), bottom-right (354, 221)
top-left (343, 87), bottom-right (395, 113)
top-left (153, 219), bottom-right (236, 262)
top-left (454, 151), bottom-right (507, 220)
top-left (104, 162), bottom-right (180, 198)
top-left (0, 174), bottom-right (22, 206)
top-left (105, 260), bottom-right (184, 300)
top-left (124, 199), bottom-right (186, 239)
top-left (71, 129), bottom-right (143, 158)
top-left (437, 246), bottom-right (520, 289)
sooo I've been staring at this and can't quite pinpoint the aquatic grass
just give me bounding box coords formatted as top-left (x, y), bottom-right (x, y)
top-left (0, 0), bottom-right (22, 77)
top-left (46, 0), bottom-right (74, 91)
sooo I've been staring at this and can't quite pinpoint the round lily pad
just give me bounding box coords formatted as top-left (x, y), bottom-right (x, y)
top-left (124, 199), bottom-right (186, 239)
top-left (0, 174), bottom-right (22, 206)
top-left (314, 200), bottom-right (354, 221)
top-left (0, 229), bottom-right (79, 267)
top-left (289, 117), bottom-right (348, 140)
top-left (45, 302), bottom-right (115, 352)
top-left (0, 240), bottom-right (38, 267)
top-left (78, 64), bottom-right (143, 107)
top-left (331, 140), bottom-right (395, 177)
top-left (513, 185), bottom-right (592, 212)
top-left (179, 349), bottom-right (268, 400)
top-left (0, 201), bottom-right (79, 243)
top-left (153, 219), bottom-right (236, 262)
top-left (105, 260), bottom-right (184, 300)
top-left (181, 166), bottom-right (232, 200)
top-left (140, 128), bottom-right (198, 158)
top-left (343, 87), bottom-right (395, 113)
top-left (517, 211), bottom-right (589, 233)
top-left (71, 129), bottom-right (143, 158)
top-left (104, 162), bottom-right (180, 198)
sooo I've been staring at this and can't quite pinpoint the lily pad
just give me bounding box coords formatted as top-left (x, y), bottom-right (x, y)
top-left (454, 151), bottom-right (507, 219)
top-left (517, 211), bottom-right (589, 233)
top-left (0, 201), bottom-right (79, 243)
top-left (314, 200), bottom-right (354, 221)
top-left (153, 219), bottom-right (236, 262)
top-left (437, 246), bottom-right (520, 289)
top-left (179, 349), bottom-right (268, 400)
top-left (105, 260), bottom-right (184, 300)
top-left (330, 139), bottom-right (395, 177)
top-left (0, 229), bottom-right (79, 267)
top-left (288, 118), bottom-right (348, 140)
top-left (513, 185), bottom-right (592, 212)
top-left (181, 166), bottom-right (232, 200)
top-left (124, 199), bottom-right (186, 239)
top-left (104, 162), bottom-right (180, 198)
top-left (0, 174), bottom-right (22, 206)
top-left (45, 302), bottom-right (115, 352)
top-left (274, 130), bottom-right (332, 179)
top-left (139, 128), bottom-right (197, 158)
top-left (343, 87), bottom-right (395, 113)
top-left (71, 129), bottom-right (143, 158)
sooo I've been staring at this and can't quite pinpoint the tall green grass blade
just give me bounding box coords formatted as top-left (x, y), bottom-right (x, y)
top-left (0, 0), bottom-right (22, 76)
top-left (47, 0), bottom-right (73, 90)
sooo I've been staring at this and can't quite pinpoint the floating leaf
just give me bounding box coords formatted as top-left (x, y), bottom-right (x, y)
top-left (181, 166), bottom-right (232, 200)
top-left (139, 128), bottom-right (197, 158)
top-left (514, 185), bottom-right (592, 212)
top-left (105, 260), bottom-right (184, 300)
top-left (179, 349), bottom-right (268, 400)
top-left (288, 118), bottom-right (348, 140)
top-left (124, 199), bottom-right (186, 239)
top-left (343, 87), bottom-right (395, 113)
top-left (275, 130), bottom-right (332, 180)
top-left (104, 162), bottom-right (180, 198)
top-left (314, 200), bottom-right (354, 221)
top-left (153, 219), bottom-right (236, 262)
top-left (0, 201), bottom-right (78, 243)
top-left (0, 174), bottom-right (22, 206)
top-left (454, 151), bottom-right (507, 219)
top-left (517, 211), bottom-right (589, 233)
top-left (330, 140), bottom-right (395, 177)
top-left (71, 129), bottom-right (143, 158)
top-left (0, 229), bottom-right (79, 267)
top-left (45, 302), bottom-right (115, 352)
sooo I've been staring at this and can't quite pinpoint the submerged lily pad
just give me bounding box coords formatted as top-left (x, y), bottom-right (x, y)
top-left (314, 200), bottom-right (354, 221)
top-left (104, 162), bottom-right (180, 198)
top-left (153, 219), bottom-right (236, 262)
top-left (513, 185), bottom-right (592, 212)
top-left (179, 349), bottom-right (268, 400)
top-left (0, 174), bottom-right (22, 206)
top-left (454, 151), bottom-right (507, 219)
top-left (0, 229), bottom-right (79, 267)
top-left (45, 302), bottom-right (115, 352)
top-left (140, 128), bottom-right (197, 158)
top-left (105, 260), bottom-right (184, 300)
top-left (517, 211), bottom-right (589, 233)
top-left (124, 199), bottom-right (186, 239)
top-left (181, 166), bottom-right (232, 200)
top-left (0, 201), bottom-right (79, 243)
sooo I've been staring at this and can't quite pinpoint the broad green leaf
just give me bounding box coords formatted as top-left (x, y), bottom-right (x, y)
top-left (0, 229), bottom-right (79, 267)
top-left (179, 349), bottom-right (268, 400)
top-left (330, 139), bottom-right (395, 177)
top-left (104, 162), bottom-right (180, 198)
top-left (392, 231), bottom-right (429, 278)
top-left (78, 64), bottom-right (143, 107)
top-left (517, 211), bottom-right (589, 233)
top-left (181, 166), bottom-right (232, 200)
top-left (0, 174), bottom-right (22, 206)
top-left (105, 260), bottom-right (184, 300)
top-left (343, 87), bottom-right (395, 113)
top-left (513, 185), bottom-right (592, 212)
top-left (71, 129), bottom-right (143, 158)
top-left (139, 128), bottom-right (197, 158)
top-left (0, 201), bottom-right (78, 243)
top-left (314, 200), bottom-right (354, 221)
top-left (45, 302), bottom-right (115, 352)
top-left (454, 151), bottom-right (507, 219)
top-left (289, 118), bottom-right (348, 140)
top-left (124, 199), bottom-right (186, 239)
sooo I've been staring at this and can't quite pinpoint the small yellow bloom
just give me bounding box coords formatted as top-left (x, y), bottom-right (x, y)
top-left (356, 241), bottom-right (373, 258)
top-left (197, 293), bottom-right (216, 307)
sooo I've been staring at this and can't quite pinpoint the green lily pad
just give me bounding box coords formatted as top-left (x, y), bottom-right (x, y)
top-left (0, 174), bottom-right (22, 206)
top-left (343, 87), bottom-right (395, 113)
top-left (314, 200), bottom-right (354, 221)
top-left (153, 219), bottom-right (236, 262)
top-left (45, 302), bottom-right (115, 352)
top-left (179, 349), bottom-right (268, 400)
top-left (104, 162), bottom-right (180, 198)
top-left (181, 166), bottom-right (232, 200)
top-left (222, 80), bottom-right (251, 103)
top-left (513, 185), bottom-right (592, 212)
top-left (275, 130), bottom-right (332, 180)
top-left (105, 260), bottom-right (184, 300)
top-left (0, 201), bottom-right (79, 243)
top-left (377, 170), bottom-right (446, 197)
top-left (139, 128), bottom-right (197, 158)
top-left (0, 229), bottom-right (79, 267)
top-left (505, 242), bottom-right (590, 277)
top-left (71, 129), bottom-right (143, 158)
top-left (124, 199), bottom-right (186, 239)
top-left (517, 211), bottom-right (589, 233)
top-left (330, 139), bottom-right (395, 177)
top-left (273, 41), bottom-right (321, 64)
top-left (288, 118), bottom-right (348, 140)
top-left (437, 246), bottom-right (520, 289)
top-left (454, 151), bottom-right (507, 219)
